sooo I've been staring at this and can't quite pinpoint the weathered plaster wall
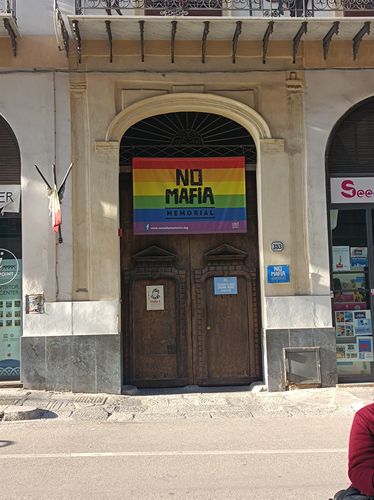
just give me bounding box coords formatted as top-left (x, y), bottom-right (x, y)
top-left (0, 72), bottom-right (72, 334)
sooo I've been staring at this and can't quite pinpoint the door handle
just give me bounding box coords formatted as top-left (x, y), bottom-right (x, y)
top-left (206, 325), bottom-right (211, 331)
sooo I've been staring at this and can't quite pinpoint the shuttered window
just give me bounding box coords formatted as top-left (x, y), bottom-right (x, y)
top-left (0, 116), bottom-right (20, 184)
top-left (327, 97), bottom-right (374, 176)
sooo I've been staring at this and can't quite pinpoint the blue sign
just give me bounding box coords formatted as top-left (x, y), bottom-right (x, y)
top-left (267, 265), bottom-right (290, 284)
top-left (214, 277), bottom-right (238, 295)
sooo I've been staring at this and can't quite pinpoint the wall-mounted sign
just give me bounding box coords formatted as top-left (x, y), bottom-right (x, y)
top-left (26, 294), bottom-right (44, 314)
top-left (214, 277), bottom-right (238, 295)
top-left (133, 157), bottom-right (247, 235)
top-left (0, 255), bottom-right (22, 381)
top-left (331, 178), bottom-right (374, 204)
top-left (267, 265), bottom-right (290, 284)
top-left (0, 185), bottom-right (20, 214)
top-left (271, 241), bottom-right (284, 252)
top-left (146, 285), bottom-right (164, 311)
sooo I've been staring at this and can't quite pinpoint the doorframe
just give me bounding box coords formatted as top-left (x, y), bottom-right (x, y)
top-left (100, 92), bottom-right (277, 386)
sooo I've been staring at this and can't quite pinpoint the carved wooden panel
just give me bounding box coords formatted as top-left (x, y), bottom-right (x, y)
top-left (193, 243), bottom-right (261, 385)
top-left (123, 245), bottom-right (188, 387)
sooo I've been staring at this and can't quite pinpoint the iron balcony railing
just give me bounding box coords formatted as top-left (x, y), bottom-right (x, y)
top-left (120, 145), bottom-right (257, 166)
top-left (75, 0), bottom-right (374, 16)
top-left (0, 0), bottom-right (15, 18)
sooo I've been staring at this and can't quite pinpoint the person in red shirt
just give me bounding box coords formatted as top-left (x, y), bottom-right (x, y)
top-left (348, 403), bottom-right (374, 497)
top-left (334, 403), bottom-right (374, 499)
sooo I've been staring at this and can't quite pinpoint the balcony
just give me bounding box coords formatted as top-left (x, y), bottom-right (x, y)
top-left (66, 0), bottom-right (374, 64)
top-left (0, 0), bottom-right (17, 57)
top-left (74, 0), bottom-right (374, 17)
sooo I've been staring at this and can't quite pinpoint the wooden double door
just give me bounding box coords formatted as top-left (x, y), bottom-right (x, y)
top-left (120, 172), bottom-right (261, 388)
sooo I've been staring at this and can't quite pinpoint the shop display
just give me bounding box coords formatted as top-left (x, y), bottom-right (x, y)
top-left (0, 258), bottom-right (22, 380)
top-left (358, 337), bottom-right (373, 361)
top-left (332, 246), bottom-right (351, 271)
top-left (350, 247), bottom-right (368, 270)
top-left (332, 239), bottom-right (373, 364)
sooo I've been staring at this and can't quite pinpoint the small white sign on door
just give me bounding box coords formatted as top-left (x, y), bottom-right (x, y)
top-left (146, 285), bottom-right (164, 311)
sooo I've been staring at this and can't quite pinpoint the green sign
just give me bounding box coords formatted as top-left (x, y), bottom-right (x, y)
top-left (0, 251), bottom-right (22, 380)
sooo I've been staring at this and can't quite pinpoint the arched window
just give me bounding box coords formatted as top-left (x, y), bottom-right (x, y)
top-left (327, 97), bottom-right (374, 383)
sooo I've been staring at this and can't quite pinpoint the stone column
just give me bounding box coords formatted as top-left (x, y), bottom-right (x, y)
top-left (91, 141), bottom-right (121, 300)
top-left (286, 73), bottom-right (310, 295)
top-left (70, 75), bottom-right (90, 301)
top-left (257, 138), bottom-right (291, 302)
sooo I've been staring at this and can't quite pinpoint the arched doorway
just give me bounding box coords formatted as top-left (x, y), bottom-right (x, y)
top-left (120, 110), bottom-right (262, 387)
top-left (327, 97), bottom-right (374, 382)
top-left (0, 116), bottom-right (22, 381)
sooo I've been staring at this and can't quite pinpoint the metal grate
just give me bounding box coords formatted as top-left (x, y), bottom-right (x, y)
top-left (120, 111), bottom-right (256, 166)
top-left (0, 116), bottom-right (20, 184)
top-left (327, 97), bottom-right (374, 176)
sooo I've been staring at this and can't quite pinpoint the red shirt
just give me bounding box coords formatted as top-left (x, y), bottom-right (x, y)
top-left (348, 403), bottom-right (374, 496)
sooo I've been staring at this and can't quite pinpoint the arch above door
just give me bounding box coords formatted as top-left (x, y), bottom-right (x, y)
top-left (105, 92), bottom-right (273, 149)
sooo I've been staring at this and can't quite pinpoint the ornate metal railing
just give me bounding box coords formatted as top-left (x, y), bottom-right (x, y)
top-left (75, 0), bottom-right (374, 16)
top-left (120, 145), bottom-right (257, 166)
top-left (0, 0), bottom-right (15, 18)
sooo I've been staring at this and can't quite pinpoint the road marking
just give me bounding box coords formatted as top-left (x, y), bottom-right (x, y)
top-left (0, 449), bottom-right (348, 459)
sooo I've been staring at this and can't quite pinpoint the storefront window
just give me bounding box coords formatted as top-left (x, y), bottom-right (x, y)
top-left (331, 208), bottom-right (374, 380)
top-left (0, 218), bottom-right (22, 381)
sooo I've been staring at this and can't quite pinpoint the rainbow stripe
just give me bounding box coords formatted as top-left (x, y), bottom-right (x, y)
top-left (133, 157), bottom-right (247, 235)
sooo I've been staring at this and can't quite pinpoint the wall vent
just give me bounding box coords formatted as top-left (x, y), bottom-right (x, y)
top-left (284, 347), bottom-right (321, 389)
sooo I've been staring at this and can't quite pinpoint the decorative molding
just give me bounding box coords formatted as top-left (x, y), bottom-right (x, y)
top-left (260, 138), bottom-right (285, 153)
top-left (286, 78), bottom-right (304, 93)
top-left (106, 93), bottom-right (272, 146)
top-left (204, 243), bottom-right (247, 263)
top-left (95, 141), bottom-right (120, 154)
top-left (132, 245), bottom-right (177, 264)
top-left (69, 79), bottom-right (87, 93)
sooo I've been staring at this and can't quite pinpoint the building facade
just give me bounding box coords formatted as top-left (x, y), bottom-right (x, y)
top-left (0, 0), bottom-right (373, 392)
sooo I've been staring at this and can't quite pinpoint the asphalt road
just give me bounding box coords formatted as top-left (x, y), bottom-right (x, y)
top-left (0, 415), bottom-right (354, 500)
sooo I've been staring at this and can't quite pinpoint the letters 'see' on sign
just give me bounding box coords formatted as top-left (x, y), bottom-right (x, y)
top-left (214, 277), bottom-right (238, 295)
top-left (132, 157), bottom-right (247, 235)
top-left (267, 265), bottom-right (290, 284)
top-left (331, 178), bottom-right (374, 203)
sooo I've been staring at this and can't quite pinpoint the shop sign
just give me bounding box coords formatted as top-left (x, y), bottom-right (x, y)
top-left (331, 178), bottom-right (374, 204)
top-left (132, 157), bottom-right (247, 235)
top-left (214, 277), bottom-right (238, 295)
top-left (0, 185), bottom-right (20, 213)
top-left (0, 254), bottom-right (22, 381)
top-left (267, 265), bottom-right (290, 284)
top-left (146, 285), bottom-right (164, 311)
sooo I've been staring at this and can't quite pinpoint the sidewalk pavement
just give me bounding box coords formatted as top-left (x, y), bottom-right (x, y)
top-left (0, 383), bottom-right (373, 422)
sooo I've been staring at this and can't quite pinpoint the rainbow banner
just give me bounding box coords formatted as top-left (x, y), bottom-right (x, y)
top-left (133, 157), bottom-right (247, 235)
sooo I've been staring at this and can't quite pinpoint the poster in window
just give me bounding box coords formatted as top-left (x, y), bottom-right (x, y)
top-left (335, 311), bottom-right (355, 337)
top-left (332, 246), bottom-right (350, 271)
top-left (358, 337), bottom-right (373, 361)
top-left (350, 247), bottom-right (368, 271)
top-left (354, 310), bottom-right (372, 335)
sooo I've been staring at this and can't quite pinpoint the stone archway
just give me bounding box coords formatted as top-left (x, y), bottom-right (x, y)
top-left (105, 92), bottom-right (272, 148)
top-left (91, 91), bottom-right (283, 322)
